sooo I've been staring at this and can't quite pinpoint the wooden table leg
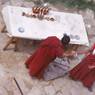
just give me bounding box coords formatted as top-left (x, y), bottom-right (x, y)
top-left (3, 37), bottom-right (14, 50)
top-left (3, 37), bottom-right (19, 51)
top-left (14, 38), bottom-right (19, 51)
top-left (1, 25), bottom-right (6, 33)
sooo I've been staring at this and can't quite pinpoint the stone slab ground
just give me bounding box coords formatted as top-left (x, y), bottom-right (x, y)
top-left (0, 0), bottom-right (95, 95)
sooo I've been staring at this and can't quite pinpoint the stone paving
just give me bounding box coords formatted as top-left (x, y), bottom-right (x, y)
top-left (0, 0), bottom-right (95, 95)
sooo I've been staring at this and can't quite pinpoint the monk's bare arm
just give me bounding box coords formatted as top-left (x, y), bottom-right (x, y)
top-left (88, 65), bottom-right (95, 69)
top-left (77, 48), bottom-right (93, 55)
top-left (62, 51), bottom-right (76, 57)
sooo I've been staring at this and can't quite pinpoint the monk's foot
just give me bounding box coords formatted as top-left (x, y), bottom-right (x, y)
top-left (87, 87), bottom-right (93, 92)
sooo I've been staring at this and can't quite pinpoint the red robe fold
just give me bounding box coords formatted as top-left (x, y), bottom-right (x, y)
top-left (70, 44), bottom-right (95, 88)
top-left (25, 36), bottom-right (64, 78)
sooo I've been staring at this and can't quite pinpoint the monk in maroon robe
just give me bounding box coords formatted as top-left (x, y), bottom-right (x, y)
top-left (25, 34), bottom-right (74, 79)
top-left (69, 43), bottom-right (95, 91)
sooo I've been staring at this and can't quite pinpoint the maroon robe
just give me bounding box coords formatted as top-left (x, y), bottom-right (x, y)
top-left (70, 44), bottom-right (95, 88)
top-left (25, 36), bottom-right (64, 78)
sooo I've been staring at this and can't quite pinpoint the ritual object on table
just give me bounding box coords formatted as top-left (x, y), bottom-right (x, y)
top-left (32, 6), bottom-right (50, 20)
top-left (22, 12), bottom-right (37, 18)
top-left (49, 17), bottom-right (55, 21)
top-left (44, 16), bottom-right (55, 21)
top-left (22, 6), bottom-right (55, 21)
top-left (32, 6), bottom-right (49, 15)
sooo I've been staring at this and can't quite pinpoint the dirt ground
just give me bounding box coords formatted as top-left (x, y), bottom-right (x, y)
top-left (0, 0), bottom-right (95, 95)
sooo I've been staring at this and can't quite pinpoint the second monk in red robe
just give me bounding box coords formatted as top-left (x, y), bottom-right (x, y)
top-left (69, 43), bottom-right (95, 91)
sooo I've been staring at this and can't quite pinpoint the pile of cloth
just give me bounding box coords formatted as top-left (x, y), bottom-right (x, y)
top-left (44, 57), bottom-right (70, 80)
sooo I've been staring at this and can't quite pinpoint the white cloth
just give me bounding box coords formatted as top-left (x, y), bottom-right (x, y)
top-left (44, 57), bottom-right (70, 80)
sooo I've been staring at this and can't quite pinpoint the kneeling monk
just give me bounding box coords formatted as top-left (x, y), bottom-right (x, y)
top-left (25, 34), bottom-right (74, 79)
top-left (69, 43), bottom-right (95, 91)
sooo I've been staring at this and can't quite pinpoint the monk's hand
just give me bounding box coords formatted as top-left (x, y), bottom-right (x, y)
top-left (84, 48), bottom-right (93, 55)
top-left (63, 51), bottom-right (76, 57)
top-left (70, 51), bottom-right (77, 56)
top-left (88, 65), bottom-right (95, 69)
